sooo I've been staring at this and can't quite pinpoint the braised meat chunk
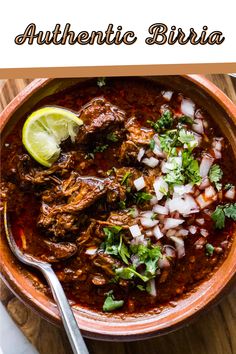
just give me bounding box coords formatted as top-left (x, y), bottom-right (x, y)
top-left (38, 173), bottom-right (108, 237)
top-left (76, 97), bottom-right (125, 144)
top-left (41, 241), bottom-right (78, 263)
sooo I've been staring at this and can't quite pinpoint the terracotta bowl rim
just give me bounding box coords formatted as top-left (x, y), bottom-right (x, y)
top-left (0, 75), bottom-right (236, 341)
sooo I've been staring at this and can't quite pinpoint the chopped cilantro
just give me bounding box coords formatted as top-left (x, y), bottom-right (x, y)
top-left (205, 243), bottom-right (214, 256)
top-left (128, 208), bottom-right (136, 218)
top-left (135, 192), bottom-right (153, 204)
top-left (224, 203), bottom-right (236, 220)
top-left (118, 200), bottom-right (126, 210)
top-left (178, 129), bottom-right (197, 150)
top-left (147, 110), bottom-right (174, 133)
top-left (159, 130), bottom-right (180, 155)
top-left (137, 284), bottom-right (146, 291)
top-left (211, 206), bottom-right (225, 229)
top-left (93, 144), bottom-right (109, 153)
top-left (182, 150), bottom-right (201, 185)
top-left (115, 267), bottom-right (149, 282)
top-left (107, 132), bottom-right (119, 142)
top-left (224, 183), bottom-right (234, 190)
top-left (209, 164), bottom-right (223, 191)
top-left (164, 150), bottom-right (201, 186)
top-left (130, 244), bottom-right (162, 278)
top-left (103, 291), bottom-right (124, 312)
top-left (211, 203), bottom-right (236, 229)
top-left (97, 77), bottom-right (106, 87)
top-left (118, 235), bottom-right (130, 264)
top-left (103, 226), bottom-right (130, 264)
top-left (121, 171), bottom-right (132, 185)
top-left (150, 139), bottom-right (155, 151)
top-left (178, 115), bottom-right (194, 125)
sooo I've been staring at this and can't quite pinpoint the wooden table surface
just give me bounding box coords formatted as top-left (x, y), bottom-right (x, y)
top-left (0, 75), bottom-right (236, 354)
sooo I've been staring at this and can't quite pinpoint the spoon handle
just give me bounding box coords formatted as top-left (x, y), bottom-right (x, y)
top-left (41, 265), bottom-right (89, 354)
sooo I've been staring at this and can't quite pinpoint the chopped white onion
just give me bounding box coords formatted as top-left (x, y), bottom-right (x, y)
top-left (185, 194), bottom-right (199, 210)
top-left (205, 186), bottom-right (216, 199)
top-left (196, 218), bottom-right (205, 226)
top-left (134, 176), bottom-right (146, 191)
top-left (164, 218), bottom-right (184, 229)
top-left (213, 148), bottom-right (222, 159)
top-left (200, 229), bottom-right (209, 237)
top-left (181, 98), bottom-right (195, 118)
top-left (140, 211), bottom-right (159, 228)
top-left (225, 186), bottom-right (235, 200)
top-left (170, 236), bottom-right (185, 258)
top-left (150, 196), bottom-right (158, 205)
top-left (145, 230), bottom-right (153, 237)
top-left (158, 256), bottom-right (170, 268)
top-left (196, 194), bottom-right (214, 209)
top-left (130, 234), bottom-right (147, 246)
top-left (168, 194), bottom-right (198, 215)
top-left (129, 224), bottom-right (142, 238)
top-left (153, 225), bottom-right (164, 239)
top-left (164, 245), bottom-right (176, 258)
top-left (153, 204), bottom-right (169, 215)
top-left (142, 157), bottom-right (159, 168)
top-left (162, 90), bottom-right (173, 101)
top-left (85, 247), bottom-right (98, 255)
top-left (199, 177), bottom-right (210, 190)
top-left (153, 144), bottom-right (165, 158)
top-left (200, 154), bottom-right (214, 178)
top-left (153, 134), bottom-right (161, 146)
top-left (173, 184), bottom-right (193, 196)
top-left (153, 177), bottom-right (169, 201)
top-left (137, 148), bottom-right (145, 162)
top-left (147, 279), bottom-right (157, 297)
top-left (176, 228), bottom-right (189, 237)
top-left (189, 225), bottom-right (197, 234)
top-left (192, 119), bottom-right (204, 134)
top-left (212, 137), bottom-right (223, 151)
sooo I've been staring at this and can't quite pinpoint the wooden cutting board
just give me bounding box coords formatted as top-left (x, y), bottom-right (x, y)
top-left (0, 75), bottom-right (236, 354)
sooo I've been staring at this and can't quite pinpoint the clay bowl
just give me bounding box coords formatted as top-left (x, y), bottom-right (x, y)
top-left (1, 75), bottom-right (236, 341)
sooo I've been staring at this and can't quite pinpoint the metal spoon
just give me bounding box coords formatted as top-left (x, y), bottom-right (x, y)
top-left (3, 202), bottom-right (89, 354)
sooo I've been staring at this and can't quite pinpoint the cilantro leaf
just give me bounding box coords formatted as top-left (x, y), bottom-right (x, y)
top-left (97, 77), bottom-right (106, 87)
top-left (135, 192), bottom-right (153, 204)
top-left (159, 130), bottom-right (179, 154)
top-left (103, 227), bottom-right (131, 264)
top-left (164, 150), bottom-right (201, 186)
top-left (178, 116), bottom-right (194, 125)
top-left (121, 171), bottom-right (132, 185)
top-left (150, 138), bottom-right (155, 151)
top-left (178, 129), bottom-right (198, 150)
top-left (115, 267), bottom-right (149, 282)
top-left (118, 200), bottom-right (126, 210)
top-left (224, 203), bottom-right (236, 220)
top-left (205, 243), bottom-right (214, 256)
top-left (103, 291), bottom-right (124, 312)
top-left (209, 164), bottom-right (223, 191)
top-left (182, 150), bottom-right (201, 185)
top-left (118, 235), bottom-right (130, 264)
top-left (211, 206), bottom-right (225, 229)
top-left (107, 132), bottom-right (119, 142)
top-left (224, 183), bottom-right (234, 191)
top-left (147, 110), bottom-right (174, 133)
top-left (211, 203), bottom-right (236, 229)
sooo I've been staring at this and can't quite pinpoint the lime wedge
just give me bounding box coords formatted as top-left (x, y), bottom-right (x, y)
top-left (22, 107), bottom-right (83, 167)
